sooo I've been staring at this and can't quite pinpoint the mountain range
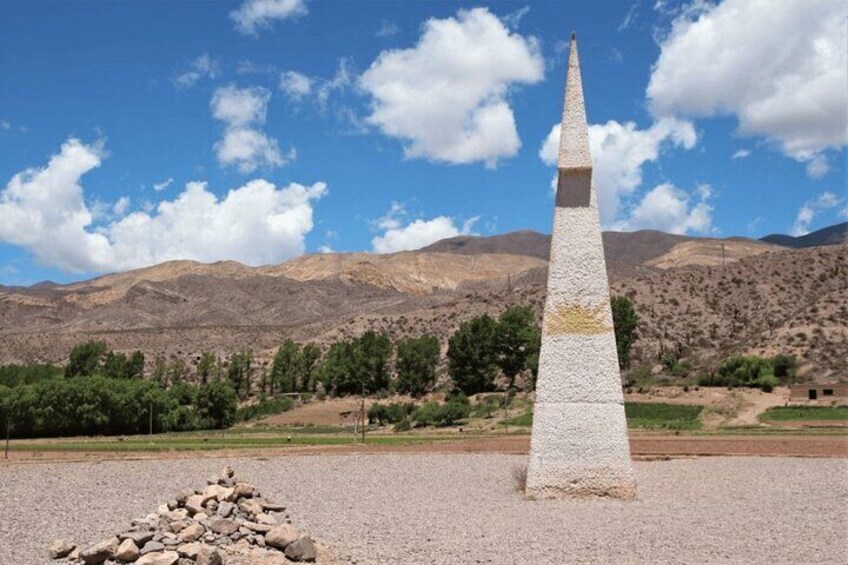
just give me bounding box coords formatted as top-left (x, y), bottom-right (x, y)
top-left (0, 222), bottom-right (845, 382)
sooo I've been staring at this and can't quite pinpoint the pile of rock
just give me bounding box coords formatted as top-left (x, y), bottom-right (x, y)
top-left (49, 467), bottom-right (319, 564)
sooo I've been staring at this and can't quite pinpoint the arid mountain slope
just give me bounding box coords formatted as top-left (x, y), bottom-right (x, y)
top-left (322, 245), bottom-right (848, 382)
top-left (0, 229), bottom-right (844, 382)
top-left (425, 229), bottom-right (782, 279)
top-left (761, 221), bottom-right (847, 248)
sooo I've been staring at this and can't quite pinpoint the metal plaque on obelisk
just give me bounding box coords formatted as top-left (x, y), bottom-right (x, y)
top-left (525, 33), bottom-right (636, 499)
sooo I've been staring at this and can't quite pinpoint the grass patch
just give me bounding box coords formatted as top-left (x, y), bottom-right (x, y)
top-left (501, 411), bottom-right (533, 427)
top-left (498, 403), bottom-right (705, 430)
top-left (625, 403), bottom-right (703, 430)
top-left (759, 406), bottom-right (848, 422)
top-left (235, 397), bottom-right (294, 422)
top-left (8, 433), bottom-right (470, 453)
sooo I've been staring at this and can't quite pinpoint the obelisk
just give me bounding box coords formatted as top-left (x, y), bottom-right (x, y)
top-left (525, 33), bottom-right (636, 499)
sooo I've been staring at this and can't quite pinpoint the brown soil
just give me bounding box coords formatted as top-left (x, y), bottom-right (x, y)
top-left (3, 433), bottom-right (846, 464)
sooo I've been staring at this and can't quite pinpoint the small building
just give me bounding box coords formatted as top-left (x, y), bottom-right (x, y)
top-left (790, 383), bottom-right (848, 403)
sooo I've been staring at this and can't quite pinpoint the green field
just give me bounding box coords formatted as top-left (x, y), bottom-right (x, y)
top-left (624, 403), bottom-right (703, 430)
top-left (759, 406), bottom-right (848, 422)
top-left (6, 432), bottom-right (469, 453)
top-left (499, 403), bottom-right (705, 430)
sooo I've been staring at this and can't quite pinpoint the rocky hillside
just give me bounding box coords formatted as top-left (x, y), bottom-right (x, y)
top-left (0, 227), bottom-right (845, 382)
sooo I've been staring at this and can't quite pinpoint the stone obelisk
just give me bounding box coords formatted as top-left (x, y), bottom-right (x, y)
top-left (525, 33), bottom-right (636, 499)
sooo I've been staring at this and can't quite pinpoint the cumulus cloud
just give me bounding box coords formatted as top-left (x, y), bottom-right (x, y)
top-left (360, 7), bottom-right (544, 167)
top-left (616, 183), bottom-right (714, 235)
top-left (732, 149), bottom-right (751, 160)
top-left (279, 71), bottom-right (313, 101)
top-left (173, 54), bottom-right (220, 88)
top-left (792, 191), bottom-right (843, 236)
top-left (0, 138), bottom-right (326, 272)
top-left (211, 85), bottom-right (290, 173)
top-left (371, 203), bottom-right (478, 253)
top-left (648, 0), bottom-right (847, 170)
top-left (231, 0), bottom-right (307, 36)
top-left (540, 117), bottom-right (696, 223)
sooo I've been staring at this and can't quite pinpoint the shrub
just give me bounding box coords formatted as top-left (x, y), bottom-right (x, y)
top-left (393, 418), bottom-right (412, 432)
top-left (236, 397), bottom-right (294, 422)
top-left (699, 355), bottom-right (778, 391)
top-left (412, 400), bottom-right (470, 427)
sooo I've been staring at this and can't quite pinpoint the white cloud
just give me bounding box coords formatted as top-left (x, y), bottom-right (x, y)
top-left (112, 196), bottom-right (131, 217)
top-left (540, 117), bottom-right (696, 223)
top-left (617, 3), bottom-right (638, 31)
top-left (318, 245), bottom-right (334, 254)
top-left (371, 203), bottom-right (478, 253)
top-left (792, 191), bottom-right (843, 235)
top-left (1, 120), bottom-right (10, 130)
top-left (648, 0), bottom-right (847, 168)
top-left (0, 138), bottom-right (326, 272)
top-left (805, 154), bottom-right (829, 179)
top-left (360, 7), bottom-right (544, 167)
top-left (231, 0), bottom-right (307, 36)
top-left (732, 149), bottom-right (751, 160)
top-left (211, 85), bottom-right (289, 172)
top-left (502, 6), bottom-right (530, 30)
top-left (616, 182), bottom-right (714, 235)
top-left (376, 20), bottom-right (400, 38)
top-left (280, 60), bottom-right (352, 109)
top-left (173, 54), bottom-right (220, 88)
top-left (214, 129), bottom-right (287, 173)
top-left (153, 178), bottom-right (174, 192)
top-left (211, 85), bottom-right (270, 127)
top-left (279, 71), bottom-right (313, 100)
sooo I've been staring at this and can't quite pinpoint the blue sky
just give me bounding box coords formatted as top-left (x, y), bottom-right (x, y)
top-left (0, 0), bottom-right (845, 285)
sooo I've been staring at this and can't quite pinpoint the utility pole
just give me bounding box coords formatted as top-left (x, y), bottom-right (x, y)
top-left (503, 393), bottom-right (509, 434)
top-left (149, 402), bottom-right (153, 435)
top-left (361, 392), bottom-right (366, 444)
top-left (5, 417), bottom-right (10, 460)
top-left (721, 243), bottom-right (726, 267)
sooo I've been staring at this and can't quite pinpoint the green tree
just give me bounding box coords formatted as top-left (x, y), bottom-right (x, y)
top-left (771, 355), bottom-right (797, 383)
top-left (495, 306), bottom-right (540, 390)
top-left (395, 335), bottom-right (440, 397)
top-left (167, 357), bottom-right (187, 385)
top-left (271, 340), bottom-right (301, 394)
top-left (102, 352), bottom-right (128, 379)
top-left (317, 341), bottom-right (356, 395)
top-left (318, 332), bottom-right (391, 396)
top-left (611, 296), bottom-right (638, 369)
top-left (195, 379), bottom-right (238, 429)
top-left (152, 355), bottom-right (168, 388)
top-left (300, 344), bottom-right (321, 392)
top-left (65, 340), bottom-right (108, 378)
top-left (447, 315), bottom-right (499, 395)
top-left (126, 351), bottom-right (145, 379)
top-left (355, 331), bottom-right (392, 393)
top-left (196, 352), bottom-right (217, 385)
top-left (227, 351), bottom-right (252, 399)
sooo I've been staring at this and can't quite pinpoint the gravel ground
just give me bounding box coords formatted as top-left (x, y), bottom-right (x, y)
top-left (1, 455), bottom-right (847, 564)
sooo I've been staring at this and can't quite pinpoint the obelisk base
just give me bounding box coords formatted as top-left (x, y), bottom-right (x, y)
top-left (525, 402), bottom-right (636, 499)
